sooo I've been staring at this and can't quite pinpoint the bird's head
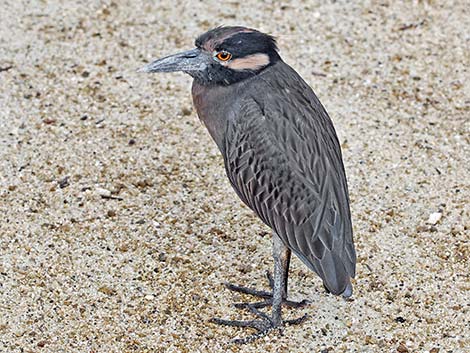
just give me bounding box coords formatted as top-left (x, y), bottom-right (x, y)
top-left (139, 26), bottom-right (280, 86)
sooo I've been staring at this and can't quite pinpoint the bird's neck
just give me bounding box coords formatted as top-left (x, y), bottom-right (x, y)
top-left (191, 81), bottom-right (241, 153)
top-left (190, 62), bottom-right (283, 152)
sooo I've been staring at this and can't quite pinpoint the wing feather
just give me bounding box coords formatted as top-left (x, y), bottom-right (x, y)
top-left (223, 62), bottom-right (356, 295)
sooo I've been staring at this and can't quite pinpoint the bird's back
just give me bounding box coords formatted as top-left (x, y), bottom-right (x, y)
top-left (195, 61), bottom-right (356, 296)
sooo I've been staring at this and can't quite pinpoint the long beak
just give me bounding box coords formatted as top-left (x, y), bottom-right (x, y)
top-left (138, 48), bottom-right (206, 73)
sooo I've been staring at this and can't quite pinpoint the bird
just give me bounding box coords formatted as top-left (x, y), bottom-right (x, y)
top-left (139, 26), bottom-right (356, 344)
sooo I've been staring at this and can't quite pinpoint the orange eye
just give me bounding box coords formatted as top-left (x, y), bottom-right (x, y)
top-left (216, 51), bottom-right (232, 61)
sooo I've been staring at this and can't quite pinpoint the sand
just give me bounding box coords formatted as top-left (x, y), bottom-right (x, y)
top-left (0, 1), bottom-right (469, 352)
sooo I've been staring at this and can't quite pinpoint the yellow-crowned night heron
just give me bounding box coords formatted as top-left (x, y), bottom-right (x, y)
top-left (139, 26), bottom-right (356, 344)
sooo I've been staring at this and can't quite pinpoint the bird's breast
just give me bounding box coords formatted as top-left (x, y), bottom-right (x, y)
top-left (191, 81), bottom-right (238, 153)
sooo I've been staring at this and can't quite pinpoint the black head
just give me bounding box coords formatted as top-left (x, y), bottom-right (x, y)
top-left (139, 26), bottom-right (281, 86)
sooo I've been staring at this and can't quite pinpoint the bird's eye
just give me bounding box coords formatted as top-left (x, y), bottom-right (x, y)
top-left (216, 51), bottom-right (232, 61)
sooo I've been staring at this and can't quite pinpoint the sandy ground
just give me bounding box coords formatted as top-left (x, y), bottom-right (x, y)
top-left (0, 1), bottom-right (469, 352)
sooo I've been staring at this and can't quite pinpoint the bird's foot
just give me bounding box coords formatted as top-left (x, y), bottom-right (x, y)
top-left (225, 271), bottom-right (310, 309)
top-left (210, 272), bottom-right (310, 343)
top-left (210, 304), bottom-right (309, 344)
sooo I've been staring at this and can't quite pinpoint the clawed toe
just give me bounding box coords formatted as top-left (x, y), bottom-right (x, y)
top-left (223, 282), bottom-right (271, 299)
top-left (224, 280), bottom-right (311, 310)
top-left (210, 312), bottom-right (309, 344)
top-left (233, 301), bottom-right (270, 309)
top-left (209, 317), bottom-right (268, 331)
top-left (233, 298), bottom-right (310, 309)
top-left (284, 313), bottom-right (309, 325)
top-left (210, 315), bottom-right (276, 344)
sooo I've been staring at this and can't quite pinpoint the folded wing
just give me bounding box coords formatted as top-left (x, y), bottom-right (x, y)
top-left (223, 63), bottom-right (356, 295)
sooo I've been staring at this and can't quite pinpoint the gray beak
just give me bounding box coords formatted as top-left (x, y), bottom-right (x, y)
top-left (138, 48), bottom-right (206, 73)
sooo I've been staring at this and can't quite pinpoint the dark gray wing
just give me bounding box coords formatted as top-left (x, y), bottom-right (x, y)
top-left (223, 62), bottom-right (356, 295)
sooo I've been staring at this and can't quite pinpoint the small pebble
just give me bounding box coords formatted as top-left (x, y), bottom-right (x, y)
top-left (98, 286), bottom-right (116, 296)
top-left (58, 176), bottom-right (70, 188)
top-left (427, 212), bottom-right (442, 225)
top-left (181, 107), bottom-right (192, 116)
top-left (397, 343), bottom-right (409, 353)
top-left (96, 188), bottom-right (111, 198)
top-left (37, 340), bottom-right (47, 347)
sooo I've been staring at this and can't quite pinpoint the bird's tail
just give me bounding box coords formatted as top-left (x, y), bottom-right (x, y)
top-left (341, 282), bottom-right (353, 298)
top-left (311, 250), bottom-right (353, 297)
top-left (292, 247), bottom-right (353, 297)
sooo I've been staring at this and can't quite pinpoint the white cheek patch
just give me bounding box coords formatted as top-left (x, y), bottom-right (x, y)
top-left (226, 53), bottom-right (270, 71)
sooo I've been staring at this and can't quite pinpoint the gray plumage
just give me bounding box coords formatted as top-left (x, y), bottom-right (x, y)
top-left (139, 26), bottom-right (356, 342)
top-left (193, 61), bottom-right (355, 295)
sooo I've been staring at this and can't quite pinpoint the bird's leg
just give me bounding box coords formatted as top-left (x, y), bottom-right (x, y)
top-left (210, 234), bottom-right (309, 344)
top-left (223, 236), bottom-right (310, 310)
top-left (271, 234), bottom-right (289, 325)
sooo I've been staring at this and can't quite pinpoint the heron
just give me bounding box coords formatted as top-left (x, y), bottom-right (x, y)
top-left (139, 26), bottom-right (356, 344)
